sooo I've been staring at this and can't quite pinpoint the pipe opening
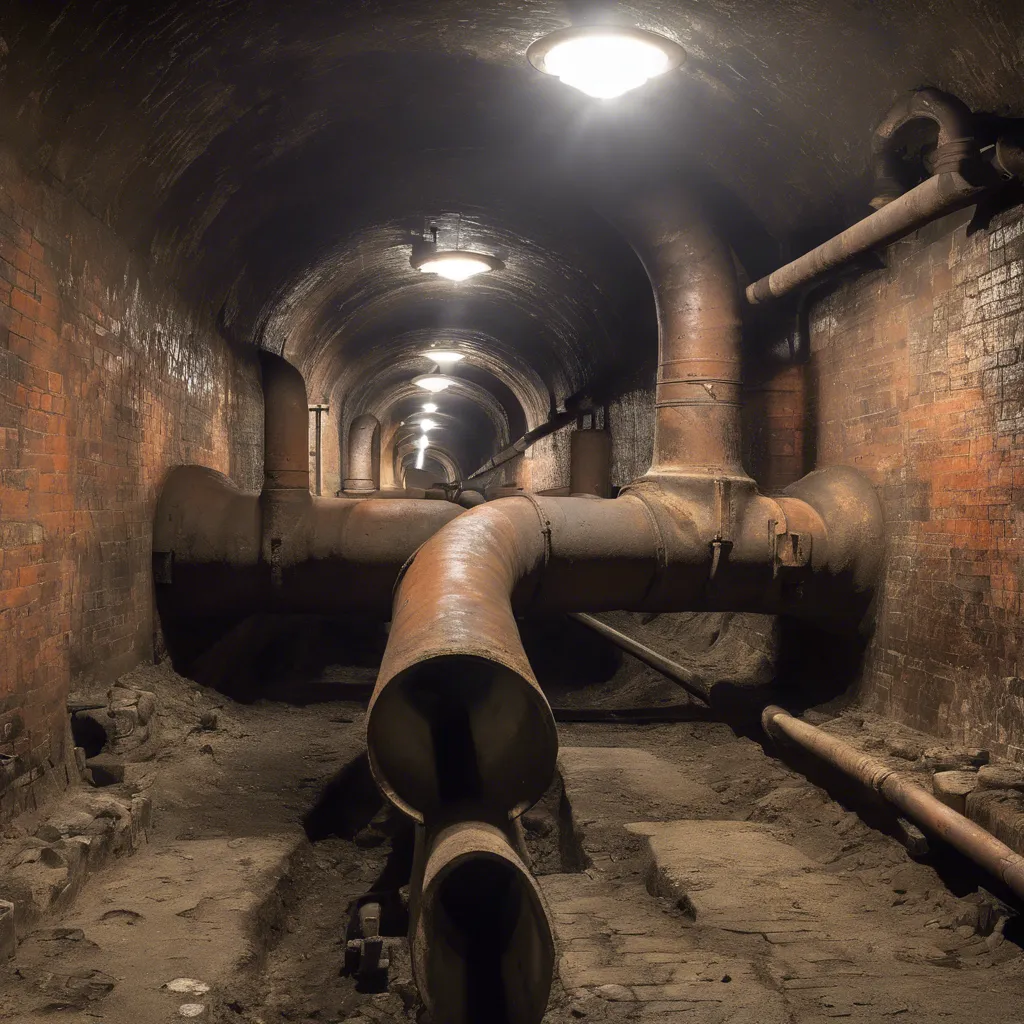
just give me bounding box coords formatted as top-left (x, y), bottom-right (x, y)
top-left (367, 655), bottom-right (556, 821)
top-left (415, 841), bottom-right (553, 1024)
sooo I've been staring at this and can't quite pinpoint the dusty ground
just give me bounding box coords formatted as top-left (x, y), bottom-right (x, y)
top-left (0, 632), bottom-right (1021, 1024)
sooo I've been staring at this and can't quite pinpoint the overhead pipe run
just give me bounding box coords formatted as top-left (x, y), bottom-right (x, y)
top-left (152, 352), bottom-right (462, 619)
top-left (366, 189), bottom-right (884, 1024)
top-left (746, 89), bottom-right (1024, 306)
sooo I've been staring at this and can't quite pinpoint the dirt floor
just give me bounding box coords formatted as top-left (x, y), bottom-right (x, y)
top-left (0, 626), bottom-right (1022, 1023)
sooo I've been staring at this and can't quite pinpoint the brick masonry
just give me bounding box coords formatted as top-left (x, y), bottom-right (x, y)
top-left (809, 204), bottom-right (1024, 762)
top-left (0, 144), bottom-right (262, 818)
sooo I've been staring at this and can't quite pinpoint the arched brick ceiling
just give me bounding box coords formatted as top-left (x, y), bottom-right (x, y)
top-left (2, 0), bottom-right (1022, 473)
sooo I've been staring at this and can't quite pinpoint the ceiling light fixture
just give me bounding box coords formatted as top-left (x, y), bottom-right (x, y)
top-left (422, 350), bottom-right (465, 364)
top-left (413, 374), bottom-right (453, 393)
top-left (411, 251), bottom-right (503, 282)
top-left (418, 418), bottom-right (437, 432)
top-left (422, 402), bottom-right (438, 413)
top-left (527, 26), bottom-right (684, 99)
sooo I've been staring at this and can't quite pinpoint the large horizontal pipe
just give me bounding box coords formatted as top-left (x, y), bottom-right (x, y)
top-left (762, 706), bottom-right (1024, 902)
top-left (153, 466), bottom-right (463, 617)
top-left (746, 171), bottom-right (985, 305)
top-left (368, 466), bottom-right (883, 823)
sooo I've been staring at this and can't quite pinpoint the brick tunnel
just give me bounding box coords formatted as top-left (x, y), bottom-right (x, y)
top-left (1, 4), bottom-right (1024, 1023)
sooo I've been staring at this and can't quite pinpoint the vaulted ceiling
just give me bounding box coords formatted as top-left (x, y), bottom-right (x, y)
top-left (2, 0), bottom-right (1021, 480)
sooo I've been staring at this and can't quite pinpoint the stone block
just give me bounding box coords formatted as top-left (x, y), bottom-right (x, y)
top-left (931, 770), bottom-right (979, 814)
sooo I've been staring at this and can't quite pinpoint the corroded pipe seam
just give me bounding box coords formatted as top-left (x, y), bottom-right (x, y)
top-left (762, 706), bottom-right (1024, 901)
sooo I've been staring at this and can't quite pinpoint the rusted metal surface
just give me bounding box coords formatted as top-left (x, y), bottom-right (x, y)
top-left (153, 353), bottom-right (464, 618)
top-left (870, 88), bottom-right (977, 208)
top-left (762, 707), bottom-right (1024, 901)
top-left (569, 613), bottom-right (711, 704)
top-left (569, 428), bottom-right (612, 497)
top-left (618, 190), bottom-right (747, 479)
top-left (343, 413), bottom-right (381, 493)
top-left (261, 351), bottom-right (311, 492)
top-left (745, 172), bottom-right (986, 305)
top-left (409, 820), bottom-right (553, 1024)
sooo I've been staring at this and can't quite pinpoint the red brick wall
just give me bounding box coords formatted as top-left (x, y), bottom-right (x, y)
top-left (809, 205), bottom-right (1024, 761)
top-left (0, 145), bottom-right (262, 814)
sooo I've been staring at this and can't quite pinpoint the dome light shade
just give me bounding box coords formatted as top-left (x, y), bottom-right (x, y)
top-left (413, 375), bottom-right (453, 393)
top-left (422, 350), bottom-right (464, 364)
top-left (411, 250), bottom-right (503, 281)
top-left (527, 27), bottom-right (683, 99)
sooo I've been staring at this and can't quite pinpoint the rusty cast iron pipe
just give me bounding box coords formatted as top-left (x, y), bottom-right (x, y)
top-left (568, 612), bottom-right (710, 704)
top-left (261, 350), bottom-right (310, 492)
top-left (344, 413), bottom-right (381, 494)
top-left (870, 88), bottom-right (976, 209)
top-left (153, 352), bottom-right (463, 618)
top-left (762, 706), bottom-right (1024, 901)
top-left (620, 190), bottom-right (747, 480)
top-left (746, 171), bottom-right (985, 305)
top-left (368, 468), bottom-right (883, 824)
top-left (409, 821), bottom-right (554, 1024)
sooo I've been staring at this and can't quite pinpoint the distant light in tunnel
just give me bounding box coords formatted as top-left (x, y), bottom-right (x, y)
top-left (422, 350), bottom-right (464, 365)
top-left (413, 375), bottom-right (453, 393)
top-left (415, 449), bottom-right (426, 470)
top-left (422, 403), bottom-right (438, 413)
top-left (416, 434), bottom-right (431, 450)
top-left (411, 251), bottom-right (503, 282)
top-left (527, 27), bottom-right (683, 99)
top-left (418, 418), bottom-right (438, 432)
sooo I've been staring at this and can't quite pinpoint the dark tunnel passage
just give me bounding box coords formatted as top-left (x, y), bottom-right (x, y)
top-left (3, 3), bottom-right (1024, 1024)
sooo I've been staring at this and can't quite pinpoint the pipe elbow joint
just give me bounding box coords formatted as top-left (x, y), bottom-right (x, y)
top-left (870, 88), bottom-right (977, 208)
top-left (779, 466), bottom-right (885, 629)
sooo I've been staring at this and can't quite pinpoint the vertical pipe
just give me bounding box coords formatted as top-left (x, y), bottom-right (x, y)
top-left (259, 351), bottom-right (310, 493)
top-left (619, 192), bottom-right (749, 480)
top-left (345, 414), bottom-right (382, 494)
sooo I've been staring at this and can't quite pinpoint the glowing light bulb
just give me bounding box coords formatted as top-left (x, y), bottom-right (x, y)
top-left (418, 255), bottom-right (493, 281)
top-left (422, 403), bottom-right (438, 413)
top-left (422, 350), bottom-right (464, 364)
top-left (416, 434), bottom-right (430, 450)
top-left (414, 375), bottom-right (453, 393)
top-left (418, 418), bottom-right (437, 432)
top-left (528, 28), bottom-right (682, 100)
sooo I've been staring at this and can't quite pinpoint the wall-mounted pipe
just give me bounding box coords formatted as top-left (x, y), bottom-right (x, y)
top-left (746, 172), bottom-right (985, 305)
top-left (344, 413), bottom-right (381, 494)
top-left (747, 91), bottom-right (1024, 306)
top-left (464, 406), bottom-right (587, 483)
